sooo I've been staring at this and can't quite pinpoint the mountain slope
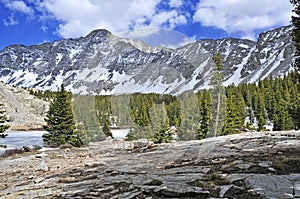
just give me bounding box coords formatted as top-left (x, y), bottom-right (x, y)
top-left (0, 25), bottom-right (294, 95)
top-left (0, 82), bottom-right (48, 130)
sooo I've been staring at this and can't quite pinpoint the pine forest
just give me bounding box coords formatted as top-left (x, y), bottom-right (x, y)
top-left (34, 71), bottom-right (300, 144)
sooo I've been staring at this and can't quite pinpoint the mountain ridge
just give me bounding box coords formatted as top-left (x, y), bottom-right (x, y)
top-left (0, 25), bottom-right (294, 95)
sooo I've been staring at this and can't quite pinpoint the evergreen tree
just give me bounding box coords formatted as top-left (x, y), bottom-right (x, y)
top-left (152, 102), bottom-right (173, 144)
top-left (241, 83), bottom-right (255, 126)
top-left (222, 87), bottom-right (246, 135)
top-left (273, 102), bottom-right (294, 131)
top-left (43, 84), bottom-right (83, 147)
top-left (256, 91), bottom-right (266, 131)
top-left (0, 104), bottom-right (9, 138)
top-left (149, 103), bottom-right (167, 135)
top-left (208, 52), bottom-right (226, 137)
top-left (290, 0), bottom-right (300, 128)
top-left (110, 95), bottom-right (133, 126)
top-left (152, 125), bottom-right (173, 144)
top-left (197, 90), bottom-right (212, 139)
top-left (290, 94), bottom-right (300, 129)
top-left (126, 94), bottom-right (154, 140)
top-left (165, 97), bottom-right (181, 128)
top-left (177, 92), bottom-right (200, 140)
top-left (102, 117), bottom-right (113, 138)
top-left (72, 95), bottom-right (103, 143)
top-left (129, 94), bottom-right (152, 127)
top-left (29, 89), bottom-right (34, 96)
top-left (291, 0), bottom-right (300, 71)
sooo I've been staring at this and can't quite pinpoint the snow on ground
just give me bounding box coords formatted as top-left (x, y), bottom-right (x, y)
top-left (248, 49), bottom-right (282, 83)
top-left (14, 71), bottom-right (39, 88)
top-left (78, 67), bottom-right (109, 82)
top-left (238, 44), bottom-right (250, 48)
top-left (178, 58), bottom-right (210, 92)
top-left (111, 128), bottom-right (130, 140)
top-left (69, 46), bottom-right (82, 59)
top-left (224, 47), bottom-right (255, 86)
top-left (261, 50), bottom-right (284, 80)
top-left (55, 53), bottom-right (63, 65)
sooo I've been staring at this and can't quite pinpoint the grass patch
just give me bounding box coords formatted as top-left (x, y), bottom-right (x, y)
top-left (1, 148), bottom-right (25, 157)
top-left (272, 157), bottom-right (300, 174)
top-left (188, 179), bottom-right (221, 197)
top-left (188, 174), bottom-right (229, 197)
top-left (0, 145), bottom-right (43, 158)
top-left (49, 153), bottom-right (64, 159)
top-left (201, 173), bottom-right (228, 185)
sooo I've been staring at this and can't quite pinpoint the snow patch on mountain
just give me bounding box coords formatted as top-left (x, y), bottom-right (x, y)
top-left (0, 25), bottom-right (295, 95)
top-left (224, 46), bottom-right (256, 86)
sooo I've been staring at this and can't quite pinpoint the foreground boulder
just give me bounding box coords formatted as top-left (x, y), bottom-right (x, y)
top-left (0, 131), bottom-right (299, 198)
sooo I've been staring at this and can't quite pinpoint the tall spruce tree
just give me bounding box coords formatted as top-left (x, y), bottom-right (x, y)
top-left (177, 93), bottom-right (200, 140)
top-left (197, 90), bottom-right (212, 139)
top-left (43, 84), bottom-right (83, 147)
top-left (208, 52), bottom-right (226, 137)
top-left (152, 102), bottom-right (173, 144)
top-left (291, 0), bottom-right (300, 71)
top-left (0, 104), bottom-right (9, 138)
top-left (102, 117), bottom-right (113, 138)
top-left (222, 87), bottom-right (246, 135)
top-left (256, 90), bottom-right (266, 130)
top-left (290, 0), bottom-right (300, 129)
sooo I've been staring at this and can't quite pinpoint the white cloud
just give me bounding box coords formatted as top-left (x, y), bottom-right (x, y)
top-left (40, 25), bottom-right (48, 32)
top-left (36, 0), bottom-right (166, 38)
top-left (150, 10), bottom-right (187, 29)
top-left (4, 0), bottom-right (34, 15)
top-left (35, 0), bottom-right (190, 39)
top-left (169, 0), bottom-right (183, 8)
top-left (3, 15), bottom-right (18, 26)
top-left (169, 14), bottom-right (187, 29)
top-left (193, 0), bottom-right (293, 40)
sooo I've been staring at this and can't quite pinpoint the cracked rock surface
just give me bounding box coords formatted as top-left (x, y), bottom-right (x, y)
top-left (0, 131), bottom-right (299, 198)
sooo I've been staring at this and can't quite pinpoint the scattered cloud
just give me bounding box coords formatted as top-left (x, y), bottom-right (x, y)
top-left (34, 0), bottom-right (190, 39)
top-left (1, 0), bottom-right (34, 26)
top-left (40, 25), bottom-right (48, 32)
top-left (3, 15), bottom-right (18, 26)
top-left (36, 0), bottom-right (164, 38)
top-left (3, 0), bottom-right (34, 15)
top-left (193, 0), bottom-right (293, 40)
top-left (0, 0), bottom-right (293, 45)
top-left (149, 10), bottom-right (187, 29)
top-left (169, 0), bottom-right (183, 8)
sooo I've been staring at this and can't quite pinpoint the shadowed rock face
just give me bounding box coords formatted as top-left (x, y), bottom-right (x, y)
top-left (0, 131), bottom-right (299, 198)
top-left (0, 25), bottom-right (294, 95)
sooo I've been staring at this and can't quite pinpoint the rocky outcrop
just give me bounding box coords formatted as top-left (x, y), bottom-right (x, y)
top-left (0, 82), bottom-right (48, 130)
top-left (0, 131), bottom-right (299, 198)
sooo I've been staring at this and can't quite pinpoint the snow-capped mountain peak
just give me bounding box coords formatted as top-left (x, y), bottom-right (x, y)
top-left (0, 25), bottom-right (295, 95)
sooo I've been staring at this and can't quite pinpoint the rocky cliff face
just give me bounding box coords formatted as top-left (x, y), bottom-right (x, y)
top-left (0, 82), bottom-right (48, 130)
top-left (0, 131), bottom-right (299, 198)
top-left (0, 25), bottom-right (294, 95)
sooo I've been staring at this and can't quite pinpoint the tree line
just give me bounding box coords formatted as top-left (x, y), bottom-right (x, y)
top-left (39, 69), bottom-right (299, 147)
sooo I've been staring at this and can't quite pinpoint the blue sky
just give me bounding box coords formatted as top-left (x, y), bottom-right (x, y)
top-left (0, 0), bottom-right (293, 50)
